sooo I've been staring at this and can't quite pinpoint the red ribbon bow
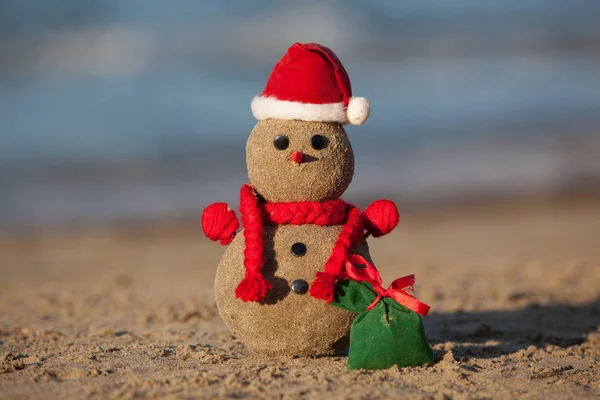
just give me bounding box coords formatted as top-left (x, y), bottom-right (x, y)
top-left (341, 254), bottom-right (430, 316)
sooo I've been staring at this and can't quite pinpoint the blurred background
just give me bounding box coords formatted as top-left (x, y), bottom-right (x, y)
top-left (2, 0), bottom-right (600, 230)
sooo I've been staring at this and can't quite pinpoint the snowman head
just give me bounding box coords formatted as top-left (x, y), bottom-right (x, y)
top-left (246, 119), bottom-right (354, 202)
top-left (246, 43), bottom-right (369, 202)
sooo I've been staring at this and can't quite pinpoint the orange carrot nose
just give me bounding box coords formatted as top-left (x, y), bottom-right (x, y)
top-left (291, 151), bottom-right (304, 164)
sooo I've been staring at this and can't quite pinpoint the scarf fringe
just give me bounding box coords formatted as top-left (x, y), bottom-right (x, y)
top-left (235, 274), bottom-right (272, 302)
top-left (309, 272), bottom-right (338, 302)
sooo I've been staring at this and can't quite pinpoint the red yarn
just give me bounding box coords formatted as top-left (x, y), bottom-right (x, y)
top-left (237, 184), bottom-right (365, 303)
top-left (308, 272), bottom-right (337, 303)
top-left (236, 184), bottom-right (271, 302)
top-left (263, 200), bottom-right (347, 226)
top-left (362, 199), bottom-right (399, 238)
top-left (202, 203), bottom-right (240, 245)
top-left (205, 188), bottom-right (398, 302)
top-left (310, 206), bottom-right (364, 302)
top-left (235, 274), bottom-right (272, 302)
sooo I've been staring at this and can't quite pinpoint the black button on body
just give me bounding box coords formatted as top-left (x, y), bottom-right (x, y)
top-left (291, 279), bottom-right (309, 294)
top-left (291, 242), bottom-right (307, 257)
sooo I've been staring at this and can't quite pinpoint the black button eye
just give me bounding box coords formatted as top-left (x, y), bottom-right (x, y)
top-left (310, 135), bottom-right (327, 150)
top-left (291, 242), bottom-right (307, 257)
top-left (273, 135), bottom-right (289, 150)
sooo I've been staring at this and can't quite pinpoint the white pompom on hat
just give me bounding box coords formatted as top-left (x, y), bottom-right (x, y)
top-left (346, 96), bottom-right (370, 125)
top-left (251, 42), bottom-right (370, 126)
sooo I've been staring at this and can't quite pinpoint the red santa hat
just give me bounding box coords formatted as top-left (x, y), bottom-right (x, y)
top-left (251, 42), bottom-right (370, 126)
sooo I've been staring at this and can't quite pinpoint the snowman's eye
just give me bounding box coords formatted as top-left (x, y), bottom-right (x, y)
top-left (273, 135), bottom-right (289, 150)
top-left (310, 135), bottom-right (327, 150)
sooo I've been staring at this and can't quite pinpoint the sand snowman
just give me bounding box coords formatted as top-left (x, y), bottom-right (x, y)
top-left (202, 43), bottom-right (399, 357)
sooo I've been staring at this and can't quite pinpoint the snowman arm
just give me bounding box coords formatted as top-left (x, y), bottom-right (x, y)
top-left (362, 199), bottom-right (399, 238)
top-left (201, 202), bottom-right (240, 245)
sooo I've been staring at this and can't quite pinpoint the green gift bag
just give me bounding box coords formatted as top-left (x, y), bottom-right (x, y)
top-left (331, 255), bottom-right (434, 370)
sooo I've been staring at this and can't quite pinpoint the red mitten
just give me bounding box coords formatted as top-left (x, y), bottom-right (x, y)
top-left (362, 200), bottom-right (399, 237)
top-left (202, 202), bottom-right (240, 245)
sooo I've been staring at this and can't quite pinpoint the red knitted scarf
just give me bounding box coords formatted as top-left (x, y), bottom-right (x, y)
top-left (202, 185), bottom-right (399, 303)
top-left (236, 184), bottom-right (364, 303)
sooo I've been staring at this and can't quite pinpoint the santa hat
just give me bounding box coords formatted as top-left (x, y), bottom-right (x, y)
top-left (251, 42), bottom-right (370, 126)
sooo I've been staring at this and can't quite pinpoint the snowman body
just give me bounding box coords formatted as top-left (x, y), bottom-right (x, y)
top-left (215, 225), bottom-right (372, 356)
top-left (211, 119), bottom-right (372, 357)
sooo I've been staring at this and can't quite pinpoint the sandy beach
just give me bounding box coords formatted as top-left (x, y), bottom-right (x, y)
top-left (1, 198), bottom-right (599, 399)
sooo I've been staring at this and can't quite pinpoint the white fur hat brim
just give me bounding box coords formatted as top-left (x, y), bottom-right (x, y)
top-left (251, 96), bottom-right (370, 125)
